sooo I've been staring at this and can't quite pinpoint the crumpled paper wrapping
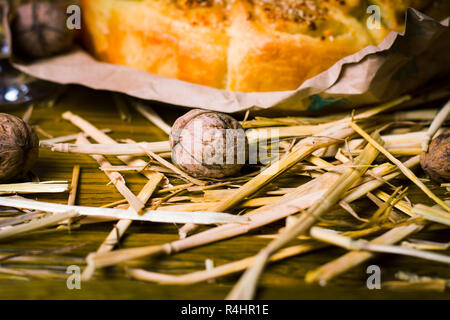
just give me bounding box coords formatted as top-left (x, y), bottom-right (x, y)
top-left (8, 8), bottom-right (450, 113)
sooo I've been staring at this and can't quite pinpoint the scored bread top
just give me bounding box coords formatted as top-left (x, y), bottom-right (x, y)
top-left (81, 0), bottom-right (445, 92)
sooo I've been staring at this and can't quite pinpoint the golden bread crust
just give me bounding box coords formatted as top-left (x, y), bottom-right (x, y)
top-left (81, 0), bottom-right (440, 92)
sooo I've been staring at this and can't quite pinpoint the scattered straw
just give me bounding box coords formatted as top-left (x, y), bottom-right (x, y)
top-left (349, 121), bottom-right (450, 212)
top-left (227, 134), bottom-right (382, 299)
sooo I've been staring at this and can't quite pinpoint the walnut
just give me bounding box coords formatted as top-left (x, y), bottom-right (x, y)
top-left (420, 129), bottom-right (449, 183)
top-left (11, 2), bottom-right (74, 59)
top-left (0, 113), bottom-right (39, 183)
top-left (169, 109), bottom-right (247, 178)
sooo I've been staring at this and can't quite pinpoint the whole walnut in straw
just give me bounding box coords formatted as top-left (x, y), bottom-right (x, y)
top-left (420, 129), bottom-right (449, 183)
top-left (170, 109), bottom-right (247, 178)
top-left (0, 113), bottom-right (39, 183)
top-left (11, 2), bottom-right (74, 59)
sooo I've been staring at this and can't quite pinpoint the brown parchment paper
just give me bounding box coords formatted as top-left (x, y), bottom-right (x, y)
top-left (8, 8), bottom-right (450, 113)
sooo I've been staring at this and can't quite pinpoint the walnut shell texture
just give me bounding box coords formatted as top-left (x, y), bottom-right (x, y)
top-left (170, 109), bottom-right (246, 178)
top-left (0, 113), bottom-right (39, 183)
top-left (11, 2), bottom-right (74, 59)
top-left (420, 129), bottom-right (449, 183)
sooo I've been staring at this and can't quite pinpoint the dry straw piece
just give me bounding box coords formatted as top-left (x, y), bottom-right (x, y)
top-left (0, 181), bottom-right (68, 195)
top-left (411, 204), bottom-right (450, 226)
top-left (421, 98), bottom-right (450, 151)
top-left (0, 210), bottom-right (79, 241)
top-left (112, 93), bottom-right (132, 123)
top-left (305, 223), bottom-right (424, 285)
top-left (383, 280), bottom-right (448, 292)
top-left (41, 130), bottom-right (429, 159)
top-left (68, 165), bottom-right (80, 206)
top-left (310, 227), bottom-right (450, 265)
top-left (130, 99), bottom-right (172, 135)
top-left (0, 197), bottom-right (249, 225)
top-left (40, 129), bottom-right (112, 145)
top-left (384, 271), bottom-right (450, 292)
top-left (44, 141), bottom-right (171, 155)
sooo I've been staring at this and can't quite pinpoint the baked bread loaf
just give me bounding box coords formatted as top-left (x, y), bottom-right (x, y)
top-left (81, 0), bottom-right (442, 92)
